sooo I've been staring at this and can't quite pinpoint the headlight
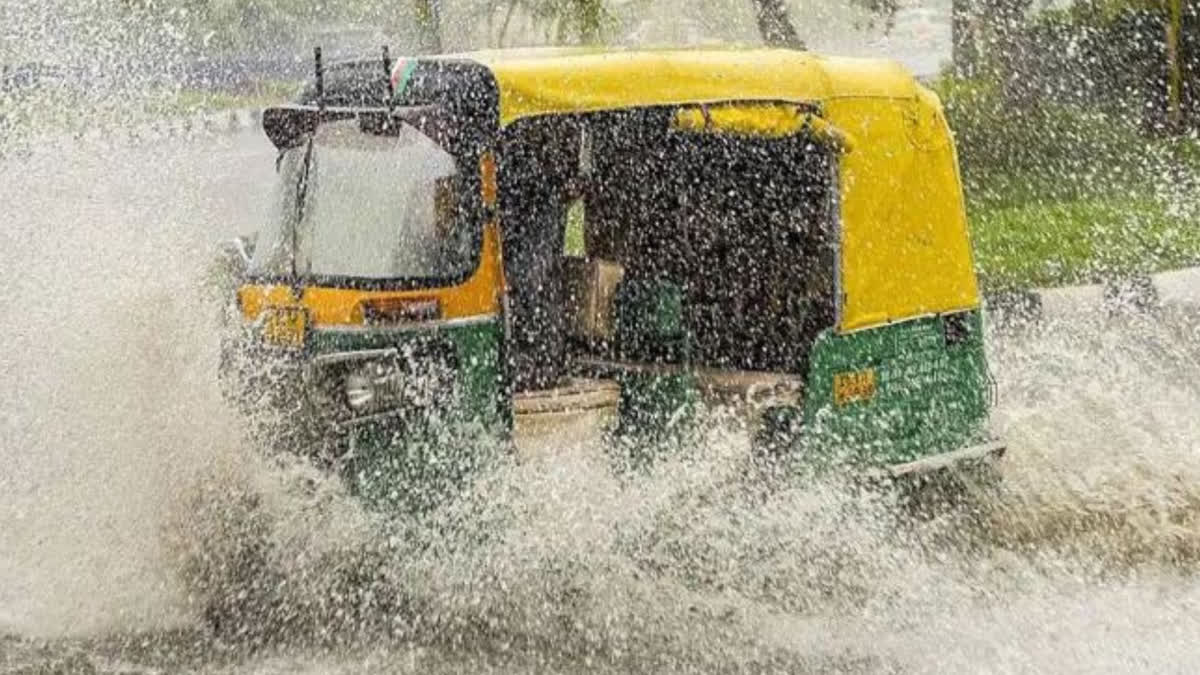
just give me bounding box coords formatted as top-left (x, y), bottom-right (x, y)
top-left (301, 339), bottom-right (460, 423)
top-left (342, 358), bottom-right (404, 415)
top-left (302, 348), bottom-right (404, 420)
top-left (344, 372), bottom-right (376, 411)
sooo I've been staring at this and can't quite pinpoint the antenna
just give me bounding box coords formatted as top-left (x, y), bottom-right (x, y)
top-left (382, 45), bottom-right (394, 109)
top-left (314, 46), bottom-right (325, 114)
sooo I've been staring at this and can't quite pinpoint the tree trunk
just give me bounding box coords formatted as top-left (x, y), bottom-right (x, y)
top-left (751, 0), bottom-right (804, 49)
top-left (1167, 0), bottom-right (1183, 130)
top-left (414, 0), bottom-right (443, 54)
top-left (952, 0), bottom-right (975, 77)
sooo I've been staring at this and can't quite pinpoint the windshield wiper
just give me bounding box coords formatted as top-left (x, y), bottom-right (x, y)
top-left (290, 136), bottom-right (316, 280)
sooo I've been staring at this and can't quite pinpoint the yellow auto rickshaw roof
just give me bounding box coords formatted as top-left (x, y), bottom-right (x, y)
top-left (435, 47), bottom-right (921, 125)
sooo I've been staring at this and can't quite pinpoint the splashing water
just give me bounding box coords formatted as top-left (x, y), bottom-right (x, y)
top-left (3, 125), bottom-right (1200, 673)
top-left (3, 1), bottom-right (1199, 669)
top-left (0, 134), bottom-right (273, 638)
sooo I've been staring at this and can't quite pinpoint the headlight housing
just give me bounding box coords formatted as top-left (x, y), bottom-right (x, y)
top-left (301, 341), bottom-right (459, 424)
top-left (302, 348), bottom-right (405, 421)
top-left (343, 358), bottom-right (405, 414)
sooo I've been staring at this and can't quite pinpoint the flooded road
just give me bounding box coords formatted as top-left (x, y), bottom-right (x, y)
top-left (3, 132), bottom-right (1200, 674)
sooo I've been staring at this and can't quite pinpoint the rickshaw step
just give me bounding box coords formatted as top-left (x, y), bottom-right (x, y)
top-left (882, 441), bottom-right (1007, 479)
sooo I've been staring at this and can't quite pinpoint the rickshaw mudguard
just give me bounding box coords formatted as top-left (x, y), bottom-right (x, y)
top-left (223, 312), bottom-right (509, 513)
top-left (799, 309), bottom-right (995, 469)
top-left (880, 439), bottom-right (1005, 480)
top-left (305, 317), bottom-right (507, 425)
top-left (321, 317), bottom-right (508, 512)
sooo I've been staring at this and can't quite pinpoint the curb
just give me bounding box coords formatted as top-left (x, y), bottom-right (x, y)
top-left (984, 266), bottom-right (1200, 328)
top-left (13, 107), bottom-right (264, 156)
top-left (118, 107), bottom-right (263, 143)
top-left (123, 106), bottom-right (263, 140)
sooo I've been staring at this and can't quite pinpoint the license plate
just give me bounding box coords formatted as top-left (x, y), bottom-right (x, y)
top-left (262, 306), bottom-right (307, 348)
top-left (833, 368), bottom-right (877, 406)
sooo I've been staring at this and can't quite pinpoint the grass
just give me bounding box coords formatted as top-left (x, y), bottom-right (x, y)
top-left (564, 198), bottom-right (587, 256)
top-left (146, 79), bottom-right (301, 117)
top-left (970, 194), bottom-right (1200, 290)
top-left (964, 148), bottom-right (1200, 290)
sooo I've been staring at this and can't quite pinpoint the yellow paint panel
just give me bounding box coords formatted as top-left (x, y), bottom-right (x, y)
top-left (828, 87), bottom-right (980, 332)
top-left (468, 48), bottom-right (975, 330)
top-left (480, 152), bottom-right (498, 207)
top-left (671, 104), bottom-right (857, 154)
top-left (238, 224), bottom-right (505, 326)
top-left (468, 48), bottom-right (917, 126)
top-left (834, 369), bottom-right (877, 406)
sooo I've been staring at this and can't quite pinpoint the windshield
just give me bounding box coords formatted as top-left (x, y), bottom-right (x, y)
top-left (251, 119), bottom-right (475, 282)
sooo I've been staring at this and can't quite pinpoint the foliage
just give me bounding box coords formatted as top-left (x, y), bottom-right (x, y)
top-left (480, 0), bottom-right (614, 44)
top-left (116, 0), bottom-right (361, 53)
top-left (933, 0), bottom-right (1200, 287)
top-left (936, 68), bottom-right (1200, 289)
top-left (112, 0), bottom-right (901, 55)
top-left (850, 0), bottom-right (898, 16)
top-left (935, 74), bottom-right (1157, 205)
top-left (752, 0), bottom-right (804, 47)
top-left (523, 0), bottom-right (612, 42)
top-left (935, 0), bottom-right (1200, 289)
top-left (980, 0), bottom-right (1200, 131)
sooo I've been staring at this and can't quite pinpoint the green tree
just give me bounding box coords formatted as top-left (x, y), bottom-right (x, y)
top-left (117, 0), bottom-right (900, 58)
top-left (414, 0), bottom-right (444, 52)
top-left (458, 0), bottom-right (614, 46)
top-left (434, 0), bottom-right (898, 52)
top-left (753, 0), bottom-right (804, 47)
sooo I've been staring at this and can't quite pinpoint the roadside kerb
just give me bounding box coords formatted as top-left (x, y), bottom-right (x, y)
top-left (985, 266), bottom-right (1200, 328)
top-left (15, 107), bottom-right (264, 155)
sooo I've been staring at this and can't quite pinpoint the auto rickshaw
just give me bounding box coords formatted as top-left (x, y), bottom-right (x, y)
top-left (215, 45), bottom-right (1004, 512)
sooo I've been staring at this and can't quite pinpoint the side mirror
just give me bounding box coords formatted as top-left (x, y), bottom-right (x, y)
top-left (207, 234), bottom-right (256, 310)
top-left (215, 235), bottom-right (255, 279)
